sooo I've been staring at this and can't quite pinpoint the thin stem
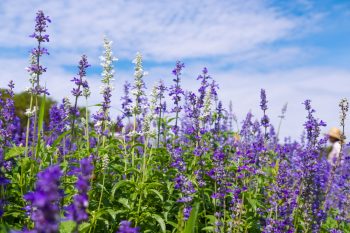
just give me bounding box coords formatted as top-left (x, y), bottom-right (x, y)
top-left (157, 96), bottom-right (162, 148)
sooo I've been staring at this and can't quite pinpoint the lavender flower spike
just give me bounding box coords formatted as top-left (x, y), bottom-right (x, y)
top-left (66, 157), bottom-right (94, 224)
top-left (116, 220), bottom-right (140, 233)
top-left (24, 165), bottom-right (62, 233)
top-left (27, 10), bottom-right (51, 96)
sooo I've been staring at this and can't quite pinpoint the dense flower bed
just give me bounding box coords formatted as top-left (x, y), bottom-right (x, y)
top-left (0, 10), bottom-right (349, 233)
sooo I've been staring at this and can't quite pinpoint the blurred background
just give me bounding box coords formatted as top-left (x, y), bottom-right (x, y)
top-left (0, 0), bottom-right (349, 139)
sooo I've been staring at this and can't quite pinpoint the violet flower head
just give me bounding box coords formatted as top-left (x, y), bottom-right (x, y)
top-left (47, 98), bottom-right (70, 145)
top-left (116, 220), bottom-right (139, 233)
top-left (260, 89), bottom-right (268, 111)
top-left (71, 55), bottom-right (90, 99)
top-left (174, 174), bottom-right (196, 220)
top-left (172, 60), bottom-right (185, 76)
top-left (66, 157), bottom-right (93, 224)
top-left (70, 55), bottom-right (90, 142)
top-left (29, 10), bottom-right (51, 42)
top-left (155, 80), bottom-right (167, 115)
top-left (197, 67), bottom-right (212, 107)
top-left (169, 61), bottom-right (185, 108)
top-left (121, 81), bottom-right (133, 118)
top-left (260, 89), bottom-right (270, 132)
top-left (303, 99), bottom-right (327, 146)
top-left (170, 61), bottom-right (185, 133)
top-left (24, 165), bottom-right (62, 233)
top-left (0, 81), bottom-right (16, 147)
top-left (26, 10), bottom-right (51, 96)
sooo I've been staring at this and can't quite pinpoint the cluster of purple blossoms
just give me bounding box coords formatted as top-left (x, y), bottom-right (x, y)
top-left (169, 146), bottom-right (186, 172)
top-left (121, 81), bottom-right (133, 119)
top-left (263, 149), bottom-right (298, 232)
top-left (66, 157), bottom-right (93, 225)
top-left (154, 81), bottom-right (167, 115)
top-left (26, 10), bottom-right (51, 96)
top-left (116, 220), bottom-right (139, 233)
top-left (0, 81), bottom-right (17, 148)
top-left (197, 67), bottom-right (213, 108)
top-left (208, 149), bottom-right (228, 232)
top-left (300, 102), bottom-right (328, 230)
top-left (47, 98), bottom-right (70, 146)
top-left (169, 61), bottom-right (185, 134)
top-left (29, 10), bottom-right (51, 43)
top-left (260, 89), bottom-right (270, 137)
top-left (71, 55), bottom-right (90, 117)
top-left (23, 165), bottom-right (62, 233)
top-left (174, 174), bottom-right (196, 220)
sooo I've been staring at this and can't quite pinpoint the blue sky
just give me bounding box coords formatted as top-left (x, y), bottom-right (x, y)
top-left (0, 0), bottom-right (349, 139)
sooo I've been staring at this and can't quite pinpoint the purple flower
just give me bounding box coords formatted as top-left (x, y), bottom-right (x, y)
top-left (260, 89), bottom-right (268, 111)
top-left (71, 55), bottom-right (90, 111)
top-left (197, 67), bottom-right (212, 108)
top-left (260, 89), bottom-right (270, 136)
top-left (0, 81), bottom-right (17, 147)
top-left (69, 55), bottom-right (90, 144)
top-left (29, 10), bottom-right (51, 42)
top-left (27, 10), bottom-right (51, 96)
top-left (66, 157), bottom-right (93, 224)
top-left (24, 165), bottom-right (62, 233)
top-left (121, 81), bottom-right (133, 119)
top-left (47, 98), bottom-right (70, 146)
top-left (174, 174), bottom-right (196, 220)
top-left (116, 221), bottom-right (139, 233)
top-left (169, 61), bottom-right (185, 133)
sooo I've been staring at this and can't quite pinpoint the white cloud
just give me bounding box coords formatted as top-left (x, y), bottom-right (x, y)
top-left (0, 0), bottom-right (311, 62)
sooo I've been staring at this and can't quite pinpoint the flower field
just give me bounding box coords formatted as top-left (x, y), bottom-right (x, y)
top-left (1, 10), bottom-right (350, 233)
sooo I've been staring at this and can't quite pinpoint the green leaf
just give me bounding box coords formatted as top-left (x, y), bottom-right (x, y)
top-left (151, 214), bottom-right (166, 233)
top-left (148, 189), bottom-right (164, 202)
top-left (118, 198), bottom-right (131, 210)
top-left (21, 157), bottom-right (31, 171)
top-left (5, 146), bottom-right (25, 160)
top-left (111, 180), bottom-right (133, 201)
top-left (105, 208), bottom-right (117, 221)
top-left (201, 226), bottom-right (214, 232)
top-left (59, 220), bottom-right (77, 233)
top-left (78, 222), bottom-right (90, 233)
top-left (52, 130), bottom-right (70, 148)
top-left (184, 202), bottom-right (200, 233)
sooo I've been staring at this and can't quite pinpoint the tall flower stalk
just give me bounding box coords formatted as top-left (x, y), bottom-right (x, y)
top-left (260, 89), bottom-right (269, 141)
top-left (130, 52), bottom-right (147, 169)
top-left (25, 10), bottom-right (51, 157)
top-left (121, 81), bottom-right (133, 121)
top-left (169, 61), bottom-right (185, 135)
top-left (70, 55), bottom-right (90, 141)
top-left (276, 103), bottom-right (288, 140)
top-left (155, 81), bottom-right (167, 148)
top-left (92, 37), bottom-right (117, 143)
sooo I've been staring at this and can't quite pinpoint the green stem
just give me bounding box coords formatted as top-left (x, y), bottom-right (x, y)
top-left (92, 172), bottom-right (106, 232)
top-left (85, 98), bottom-right (90, 151)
